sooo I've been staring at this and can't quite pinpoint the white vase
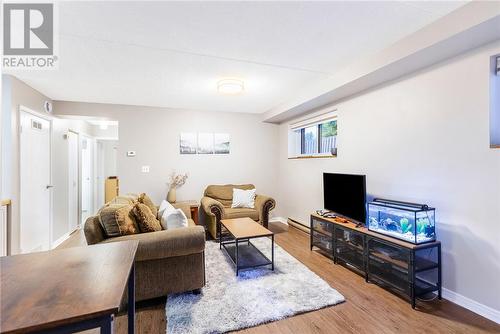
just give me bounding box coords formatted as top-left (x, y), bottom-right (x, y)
top-left (167, 188), bottom-right (176, 203)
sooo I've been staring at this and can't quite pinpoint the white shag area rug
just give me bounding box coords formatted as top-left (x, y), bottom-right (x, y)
top-left (166, 238), bottom-right (345, 334)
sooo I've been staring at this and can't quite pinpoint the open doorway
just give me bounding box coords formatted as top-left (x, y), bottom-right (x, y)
top-left (96, 139), bottom-right (118, 208)
top-left (62, 118), bottom-right (118, 230)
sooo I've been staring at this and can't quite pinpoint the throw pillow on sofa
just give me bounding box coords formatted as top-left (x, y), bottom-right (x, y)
top-left (138, 193), bottom-right (158, 217)
top-left (160, 206), bottom-right (188, 229)
top-left (231, 188), bottom-right (256, 208)
top-left (158, 199), bottom-right (175, 219)
top-left (132, 202), bottom-right (162, 233)
top-left (98, 204), bottom-right (139, 237)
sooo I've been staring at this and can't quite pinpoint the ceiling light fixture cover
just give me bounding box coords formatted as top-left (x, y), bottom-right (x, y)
top-left (217, 78), bottom-right (244, 95)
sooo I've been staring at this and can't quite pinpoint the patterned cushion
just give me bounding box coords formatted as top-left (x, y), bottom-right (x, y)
top-left (138, 193), bottom-right (157, 217)
top-left (98, 204), bottom-right (139, 237)
top-left (132, 203), bottom-right (162, 233)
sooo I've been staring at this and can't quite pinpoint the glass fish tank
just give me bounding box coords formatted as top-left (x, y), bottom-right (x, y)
top-left (367, 199), bottom-right (436, 244)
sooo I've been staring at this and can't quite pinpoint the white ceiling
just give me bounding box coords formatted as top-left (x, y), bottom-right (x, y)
top-left (7, 1), bottom-right (467, 114)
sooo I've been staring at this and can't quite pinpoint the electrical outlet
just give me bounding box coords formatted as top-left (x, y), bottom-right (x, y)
top-left (127, 151), bottom-right (136, 157)
top-left (141, 166), bottom-right (150, 173)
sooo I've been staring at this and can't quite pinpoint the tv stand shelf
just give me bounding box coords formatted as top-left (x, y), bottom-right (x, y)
top-left (310, 213), bottom-right (442, 309)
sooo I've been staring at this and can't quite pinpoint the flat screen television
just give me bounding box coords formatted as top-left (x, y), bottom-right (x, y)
top-left (323, 173), bottom-right (366, 223)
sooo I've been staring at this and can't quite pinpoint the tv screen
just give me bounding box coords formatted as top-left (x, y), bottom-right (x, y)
top-left (323, 173), bottom-right (366, 223)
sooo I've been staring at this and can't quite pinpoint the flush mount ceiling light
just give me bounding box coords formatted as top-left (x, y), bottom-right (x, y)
top-left (217, 78), bottom-right (244, 95)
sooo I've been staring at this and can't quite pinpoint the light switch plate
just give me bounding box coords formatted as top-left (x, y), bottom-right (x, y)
top-left (127, 151), bottom-right (136, 157)
top-left (141, 166), bottom-right (150, 173)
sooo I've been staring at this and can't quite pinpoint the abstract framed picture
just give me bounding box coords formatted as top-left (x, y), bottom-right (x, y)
top-left (179, 133), bottom-right (197, 154)
top-left (197, 133), bottom-right (214, 154)
top-left (214, 133), bottom-right (230, 154)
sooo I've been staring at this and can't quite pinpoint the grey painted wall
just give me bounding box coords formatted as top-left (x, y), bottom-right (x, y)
top-left (53, 102), bottom-right (281, 209)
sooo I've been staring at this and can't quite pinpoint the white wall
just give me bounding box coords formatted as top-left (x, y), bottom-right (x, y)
top-left (92, 124), bottom-right (118, 139)
top-left (276, 42), bottom-right (500, 313)
top-left (53, 102), bottom-right (280, 206)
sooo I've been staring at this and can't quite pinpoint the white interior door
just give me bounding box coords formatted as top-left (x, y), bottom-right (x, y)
top-left (68, 131), bottom-right (79, 233)
top-left (20, 111), bottom-right (51, 253)
top-left (80, 136), bottom-right (94, 225)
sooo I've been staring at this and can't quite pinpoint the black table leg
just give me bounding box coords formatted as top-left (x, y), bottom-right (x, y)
top-left (271, 234), bottom-right (274, 271)
top-left (128, 264), bottom-right (135, 334)
top-left (438, 243), bottom-right (442, 300)
top-left (101, 315), bottom-right (113, 334)
top-left (235, 239), bottom-right (239, 276)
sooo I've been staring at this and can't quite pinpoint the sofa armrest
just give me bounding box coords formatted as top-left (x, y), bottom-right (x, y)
top-left (201, 197), bottom-right (225, 219)
top-left (255, 195), bottom-right (276, 226)
top-left (172, 202), bottom-right (192, 219)
top-left (102, 226), bottom-right (205, 261)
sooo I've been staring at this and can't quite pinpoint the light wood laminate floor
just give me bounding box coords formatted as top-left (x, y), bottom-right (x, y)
top-left (58, 224), bottom-right (500, 334)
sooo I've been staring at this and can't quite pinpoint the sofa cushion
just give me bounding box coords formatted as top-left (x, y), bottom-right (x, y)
top-left (107, 194), bottom-right (138, 205)
top-left (101, 226), bottom-right (206, 261)
top-left (204, 184), bottom-right (255, 207)
top-left (132, 203), bottom-right (162, 233)
top-left (231, 188), bottom-right (256, 208)
top-left (138, 193), bottom-right (157, 217)
top-left (224, 207), bottom-right (259, 221)
top-left (98, 204), bottom-right (139, 237)
top-left (160, 208), bottom-right (188, 230)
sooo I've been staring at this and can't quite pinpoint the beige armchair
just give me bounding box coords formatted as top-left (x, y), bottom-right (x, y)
top-left (200, 184), bottom-right (276, 239)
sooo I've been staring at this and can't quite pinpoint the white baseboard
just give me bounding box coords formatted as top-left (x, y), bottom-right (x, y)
top-left (287, 218), bottom-right (310, 233)
top-left (442, 288), bottom-right (500, 324)
top-left (51, 232), bottom-right (70, 249)
top-left (270, 216), bottom-right (288, 225)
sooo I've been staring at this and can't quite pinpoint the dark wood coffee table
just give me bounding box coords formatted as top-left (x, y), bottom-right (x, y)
top-left (220, 217), bottom-right (274, 276)
top-left (0, 240), bottom-right (138, 334)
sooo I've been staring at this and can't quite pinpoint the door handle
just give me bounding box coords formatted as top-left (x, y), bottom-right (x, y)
top-left (46, 185), bottom-right (54, 189)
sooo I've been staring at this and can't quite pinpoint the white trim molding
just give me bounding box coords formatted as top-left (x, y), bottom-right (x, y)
top-left (51, 231), bottom-right (71, 249)
top-left (442, 288), bottom-right (500, 324)
top-left (269, 216), bottom-right (288, 225)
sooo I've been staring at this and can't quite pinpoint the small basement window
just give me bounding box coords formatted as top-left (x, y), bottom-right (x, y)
top-left (288, 111), bottom-right (337, 158)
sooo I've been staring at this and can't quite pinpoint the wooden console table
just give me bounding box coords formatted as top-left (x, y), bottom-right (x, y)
top-left (0, 241), bottom-right (138, 333)
top-left (310, 213), bottom-right (441, 309)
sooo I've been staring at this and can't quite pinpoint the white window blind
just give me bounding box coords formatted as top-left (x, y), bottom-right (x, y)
top-left (289, 110), bottom-right (337, 130)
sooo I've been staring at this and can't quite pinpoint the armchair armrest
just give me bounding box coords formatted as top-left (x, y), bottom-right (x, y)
top-left (201, 196), bottom-right (225, 219)
top-left (255, 195), bottom-right (276, 227)
top-left (102, 226), bottom-right (205, 261)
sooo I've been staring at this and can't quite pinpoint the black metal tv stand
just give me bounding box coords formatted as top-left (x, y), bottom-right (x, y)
top-left (310, 213), bottom-right (442, 309)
